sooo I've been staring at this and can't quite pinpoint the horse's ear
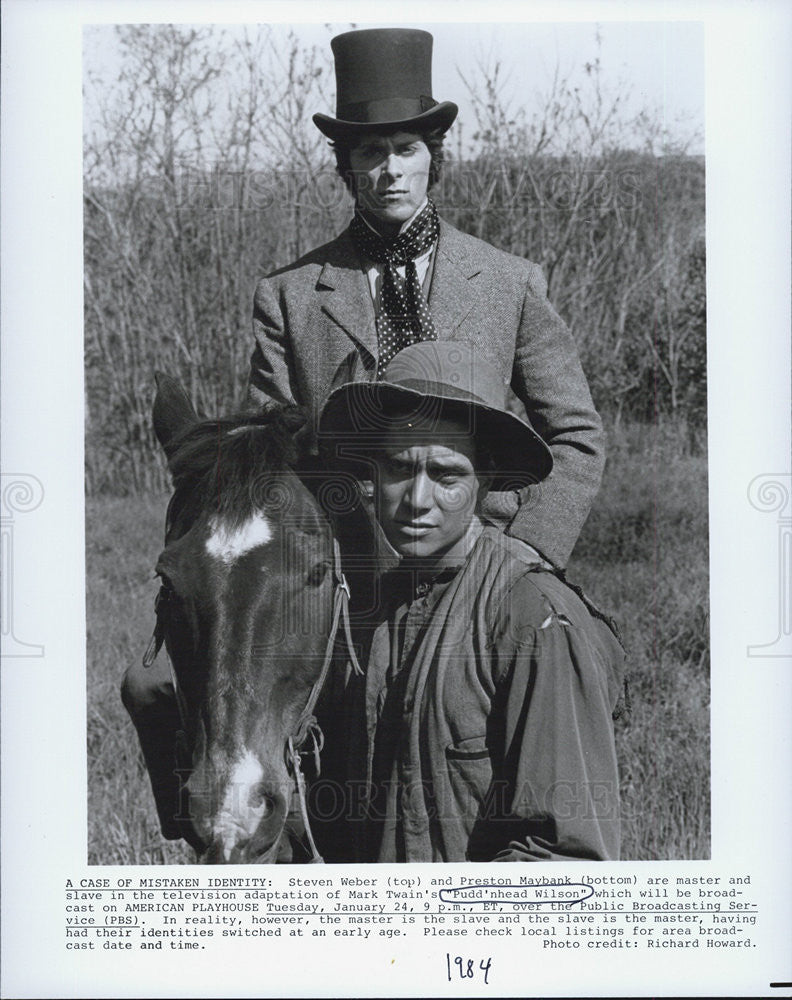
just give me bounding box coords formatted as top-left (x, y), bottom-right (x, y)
top-left (153, 372), bottom-right (198, 459)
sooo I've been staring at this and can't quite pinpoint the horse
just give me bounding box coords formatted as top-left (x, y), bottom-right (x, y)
top-left (145, 374), bottom-right (362, 863)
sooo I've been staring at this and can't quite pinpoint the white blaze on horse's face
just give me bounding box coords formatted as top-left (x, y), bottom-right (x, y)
top-left (205, 514), bottom-right (273, 564)
top-left (213, 750), bottom-right (274, 862)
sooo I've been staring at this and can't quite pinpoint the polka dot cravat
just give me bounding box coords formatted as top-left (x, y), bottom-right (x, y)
top-left (350, 200), bottom-right (439, 378)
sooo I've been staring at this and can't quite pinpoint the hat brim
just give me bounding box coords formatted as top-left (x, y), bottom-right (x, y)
top-left (312, 101), bottom-right (458, 141)
top-left (318, 381), bottom-right (553, 491)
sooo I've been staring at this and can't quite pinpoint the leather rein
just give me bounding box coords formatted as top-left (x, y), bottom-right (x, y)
top-left (143, 532), bottom-right (362, 864)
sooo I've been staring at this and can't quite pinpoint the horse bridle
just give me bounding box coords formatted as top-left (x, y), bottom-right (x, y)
top-left (143, 535), bottom-right (362, 864)
top-left (284, 537), bottom-right (362, 862)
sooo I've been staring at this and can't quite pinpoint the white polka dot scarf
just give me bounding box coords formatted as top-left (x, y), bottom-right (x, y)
top-left (350, 200), bottom-right (439, 378)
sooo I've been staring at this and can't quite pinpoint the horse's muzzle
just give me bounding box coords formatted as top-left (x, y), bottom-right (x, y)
top-left (197, 826), bottom-right (291, 865)
top-left (186, 760), bottom-right (291, 863)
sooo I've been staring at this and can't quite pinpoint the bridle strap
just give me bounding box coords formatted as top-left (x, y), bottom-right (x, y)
top-left (287, 735), bottom-right (324, 863)
top-left (293, 538), bottom-right (363, 736)
top-left (286, 537), bottom-right (363, 863)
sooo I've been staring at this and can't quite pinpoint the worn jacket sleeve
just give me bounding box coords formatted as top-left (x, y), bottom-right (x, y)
top-left (471, 574), bottom-right (622, 862)
top-left (506, 263), bottom-right (605, 569)
top-left (248, 276), bottom-right (299, 410)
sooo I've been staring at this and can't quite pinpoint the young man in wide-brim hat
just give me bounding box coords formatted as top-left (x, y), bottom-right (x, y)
top-left (249, 27), bottom-right (605, 572)
top-left (312, 342), bottom-right (625, 863)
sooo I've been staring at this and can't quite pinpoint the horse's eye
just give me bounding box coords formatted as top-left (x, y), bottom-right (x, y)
top-left (306, 561), bottom-right (330, 587)
top-left (154, 571), bottom-right (182, 615)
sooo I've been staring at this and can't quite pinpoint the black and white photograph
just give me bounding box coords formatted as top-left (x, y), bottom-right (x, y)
top-left (2, 1), bottom-right (791, 997)
top-left (84, 19), bottom-right (708, 867)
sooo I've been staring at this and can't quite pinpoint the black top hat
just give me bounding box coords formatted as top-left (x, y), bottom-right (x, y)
top-left (318, 342), bottom-right (553, 490)
top-left (313, 28), bottom-right (458, 141)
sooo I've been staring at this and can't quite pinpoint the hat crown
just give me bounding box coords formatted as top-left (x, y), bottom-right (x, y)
top-left (380, 342), bottom-right (506, 411)
top-left (331, 29), bottom-right (435, 120)
top-left (313, 28), bottom-right (458, 139)
top-left (318, 342), bottom-right (554, 486)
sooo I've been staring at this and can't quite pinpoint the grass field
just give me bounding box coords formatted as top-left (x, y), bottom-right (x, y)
top-left (86, 420), bottom-right (709, 864)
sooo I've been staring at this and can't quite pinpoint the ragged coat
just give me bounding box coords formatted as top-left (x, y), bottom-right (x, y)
top-left (315, 526), bottom-right (626, 863)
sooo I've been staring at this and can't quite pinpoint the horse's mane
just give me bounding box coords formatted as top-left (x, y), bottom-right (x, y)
top-left (166, 404), bottom-right (308, 531)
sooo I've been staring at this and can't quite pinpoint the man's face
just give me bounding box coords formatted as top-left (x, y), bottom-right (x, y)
top-left (374, 416), bottom-right (487, 562)
top-left (349, 131), bottom-right (431, 229)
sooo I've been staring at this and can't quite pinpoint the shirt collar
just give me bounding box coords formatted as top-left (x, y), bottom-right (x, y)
top-left (357, 198), bottom-right (430, 240)
top-left (389, 519), bottom-right (485, 593)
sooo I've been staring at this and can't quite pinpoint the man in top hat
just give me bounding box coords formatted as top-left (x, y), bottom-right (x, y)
top-left (313, 342), bottom-right (625, 863)
top-left (249, 27), bottom-right (604, 571)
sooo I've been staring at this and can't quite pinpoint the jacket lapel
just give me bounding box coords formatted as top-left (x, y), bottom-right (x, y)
top-left (315, 219), bottom-right (481, 361)
top-left (429, 220), bottom-right (482, 337)
top-left (317, 229), bottom-right (378, 362)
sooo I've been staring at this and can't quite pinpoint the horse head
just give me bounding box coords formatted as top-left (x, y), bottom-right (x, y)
top-left (151, 375), bottom-right (345, 863)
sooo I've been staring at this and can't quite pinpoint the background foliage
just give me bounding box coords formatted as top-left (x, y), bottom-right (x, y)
top-left (83, 25), bottom-right (706, 493)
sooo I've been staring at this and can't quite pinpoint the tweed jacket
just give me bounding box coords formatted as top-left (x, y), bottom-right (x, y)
top-left (249, 218), bottom-right (604, 568)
